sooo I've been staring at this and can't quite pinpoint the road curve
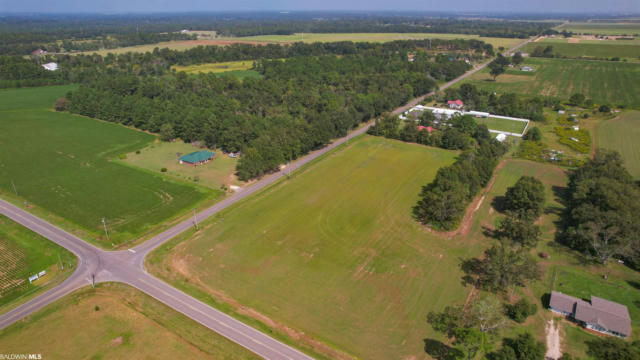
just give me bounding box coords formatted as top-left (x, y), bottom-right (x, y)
top-left (0, 37), bottom-right (533, 360)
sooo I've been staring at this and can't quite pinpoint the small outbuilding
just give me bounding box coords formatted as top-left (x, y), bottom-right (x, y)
top-left (179, 150), bottom-right (215, 166)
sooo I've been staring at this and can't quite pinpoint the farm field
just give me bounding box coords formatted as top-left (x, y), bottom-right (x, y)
top-left (149, 135), bottom-right (474, 359)
top-left (122, 140), bottom-right (242, 190)
top-left (171, 60), bottom-right (263, 79)
top-left (0, 283), bottom-right (259, 359)
top-left (228, 32), bottom-right (523, 49)
top-left (523, 38), bottom-right (640, 60)
top-left (0, 215), bottom-right (76, 311)
top-left (559, 22), bottom-right (640, 35)
top-left (475, 116), bottom-right (528, 134)
top-left (462, 57), bottom-right (640, 107)
top-left (0, 86), bottom-right (215, 247)
top-left (597, 111), bottom-right (640, 178)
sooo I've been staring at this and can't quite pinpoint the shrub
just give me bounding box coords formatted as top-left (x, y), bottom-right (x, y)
top-left (118, 154), bottom-right (127, 159)
top-left (599, 104), bottom-right (611, 113)
top-left (523, 127), bottom-right (542, 142)
top-left (94, 305), bottom-right (100, 311)
top-left (506, 299), bottom-right (537, 323)
top-left (54, 97), bottom-right (70, 111)
top-left (160, 167), bottom-right (167, 172)
top-left (135, 150), bottom-right (141, 154)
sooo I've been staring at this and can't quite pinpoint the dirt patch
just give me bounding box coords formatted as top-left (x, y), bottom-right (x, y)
top-left (568, 38), bottom-right (581, 43)
top-left (110, 336), bottom-right (123, 346)
top-left (442, 159), bottom-right (508, 239)
top-left (545, 319), bottom-right (562, 359)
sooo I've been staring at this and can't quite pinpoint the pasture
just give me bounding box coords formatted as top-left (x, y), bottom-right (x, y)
top-left (523, 38), bottom-right (640, 60)
top-left (597, 111), bottom-right (640, 178)
top-left (149, 135), bottom-right (472, 359)
top-left (122, 140), bottom-right (241, 190)
top-left (475, 116), bottom-right (528, 134)
top-left (0, 86), bottom-right (215, 247)
top-left (559, 22), bottom-right (640, 36)
top-left (0, 215), bottom-right (76, 310)
top-left (172, 60), bottom-right (263, 79)
top-left (462, 57), bottom-right (640, 108)
top-left (0, 283), bottom-right (258, 359)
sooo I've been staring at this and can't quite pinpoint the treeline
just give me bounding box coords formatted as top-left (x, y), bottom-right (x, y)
top-left (562, 150), bottom-right (640, 266)
top-left (0, 13), bottom-right (553, 55)
top-left (444, 83), bottom-right (546, 121)
top-left (412, 123), bottom-right (508, 230)
top-left (0, 56), bottom-right (66, 88)
top-left (63, 41), bottom-right (476, 180)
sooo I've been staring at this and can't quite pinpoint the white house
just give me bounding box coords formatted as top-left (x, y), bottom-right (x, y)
top-left (42, 62), bottom-right (58, 71)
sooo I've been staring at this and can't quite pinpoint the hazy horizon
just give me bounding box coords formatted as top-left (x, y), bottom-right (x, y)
top-left (0, 0), bottom-right (638, 15)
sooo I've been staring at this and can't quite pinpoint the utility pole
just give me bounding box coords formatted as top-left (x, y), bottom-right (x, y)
top-left (193, 208), bottom-right (199, 230)
top-left (101, 217), bottom-right (110, 243)
top-left (10, 179), bottom-right (18, 196)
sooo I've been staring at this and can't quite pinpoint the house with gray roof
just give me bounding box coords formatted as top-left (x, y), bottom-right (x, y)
top-left (549, 291), bottom-right (631, 338)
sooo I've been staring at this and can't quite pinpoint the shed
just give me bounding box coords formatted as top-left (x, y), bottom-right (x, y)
top-left (179, 150), bottom-right (215, 166)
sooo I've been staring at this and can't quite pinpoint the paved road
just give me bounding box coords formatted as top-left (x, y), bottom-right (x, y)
top-left (0, 37), bottom-right (533, 359)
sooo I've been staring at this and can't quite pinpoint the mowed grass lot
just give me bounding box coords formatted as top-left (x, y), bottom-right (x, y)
top-left (597, 111), bottom-right (640, 178)
top-left (0, 86), bottom-right (214, 247)
top-left (462, 57), bottom-right (640, 107)
top-left (559, 22), bottom-right (640, 36)
top-left (475, 116), bottom-right (528, 134)
top-left (0, 215), bottom-right (76, 310)
top-left (0, 283), bottom-right (259, 359)
top-left (524, 38), bottom-right (640, 60)
top-left (123, 141), bottom-right (241, 190)
top-left (149, 136), bottom-right (475, 359)
top-left (172, 60), bottom-right (263, 79)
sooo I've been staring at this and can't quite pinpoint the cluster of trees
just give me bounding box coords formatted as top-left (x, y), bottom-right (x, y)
top-left (63, 40), bottom-right (479, 180)
top-left (586, 337), bottom-right (640, 360)
top-left (413, 128), bottom-right (507, 230)
top-left (443, 83), bottom-right (546, 122)
top-left (562, 150), bottom-right (640, 266)
top-left (0, 56), bottom-right (66, 88)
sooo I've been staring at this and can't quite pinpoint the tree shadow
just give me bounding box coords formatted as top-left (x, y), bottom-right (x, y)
top-left (424, 338), bottom-right (463, 360)
top-left (482, 225), bottom-right (498, 239)
top-left (460, 257), bottom-right (483, 287)
top-left (540, 293), bottom-right (551, 309)
top-left (490, 195), bottom-right (507, 214)
top-left (627, 280), bottom-right (640, 290)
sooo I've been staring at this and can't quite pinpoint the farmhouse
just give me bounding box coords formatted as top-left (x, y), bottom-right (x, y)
top-left (549, 291), bottom-right (631, 338)
top-left (179, 150), bottom-right (215, 166)
top-left (447, 99), bottom-right (464, 109)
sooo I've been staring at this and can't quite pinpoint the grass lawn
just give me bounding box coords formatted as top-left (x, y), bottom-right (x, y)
top-left (148, 135), bottom-right (478, 359)
top-left (171, 60), bottom-right (264, 79)
top-left (122, 140), bottom-right (242, 190)
top-left (475, 116), bottom-right (528, 134)
top-left (597, 111), bottom-right (640, 178)
top-left (462, 57), bottom-right (640, 108)
top-left (559, 22), bottom-right (640, 36)
top-left (523, 38), bottom-right (640, 60)
top-left (0, 283), bottom-right (259, 359)
top-left (0, 215), bottom-right (76, 311)
top-left (0, 86), bottom-right (216, 247)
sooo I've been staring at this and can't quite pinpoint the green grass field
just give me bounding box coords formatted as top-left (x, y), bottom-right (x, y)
top-left (597, 111), bottom-right (640, 178)
top-left (149, 135), bottom-right (475, 359)
top-left (0, 283), bottom-right (259, 359)
top-left (0, 86), bottom-right (216, 247)
top-left (523, 38), bottom-right (640, 60)
top-left (172, 60), bottom-right (263, 79)
top-left (462, 57), bottom-right (640, 108)
top-left (475, 116), bottom-right (528, 134)
top-left (0, 215), bottom-right (76, 310)
top-left (559, 22), bottom-right (640, 36)
top-left (122, 140), bottom-right (242, 190)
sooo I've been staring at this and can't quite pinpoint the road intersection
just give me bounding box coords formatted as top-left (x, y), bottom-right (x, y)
top-left (0, 37), bottom-right (533, 359)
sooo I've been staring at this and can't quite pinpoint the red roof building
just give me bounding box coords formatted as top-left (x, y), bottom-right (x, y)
top-left (31, 49), bottom-right (46, 56)
top-left (447, 100), bottom-right (464, 109)
top-left (417, 126), bottom-right (434, 134)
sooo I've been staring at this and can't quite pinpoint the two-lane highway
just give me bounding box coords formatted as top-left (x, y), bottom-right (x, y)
top-left (0, 37), bottom-right (533, 359)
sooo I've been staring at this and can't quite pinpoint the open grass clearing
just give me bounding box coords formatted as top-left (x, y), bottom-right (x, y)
top-left (597, 111), bottom-right (640, 178)
top-left (122, 140), bottom-right (242, 190)
top-left (172, 60), bottom-right (254, 74)
top-left (461, 57), bottom-right (640, 108)
top-left (559, 22), bottom-right (640, 36)
top-left (0, 215), bottom-right (76, 312)
top-left (475, 116), bottom-right (528, 134)
top-left (0, 283), bottom-right (259, 359)
top-left (0, 86), bottom-right (216, 248)
top-left (523, 38), bottom-right (640, 60)
top-left (149, 135), bottom-right (476, 359)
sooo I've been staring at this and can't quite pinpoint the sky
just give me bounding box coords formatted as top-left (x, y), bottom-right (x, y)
top-left (0, 0), bottom-right (638, 14)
